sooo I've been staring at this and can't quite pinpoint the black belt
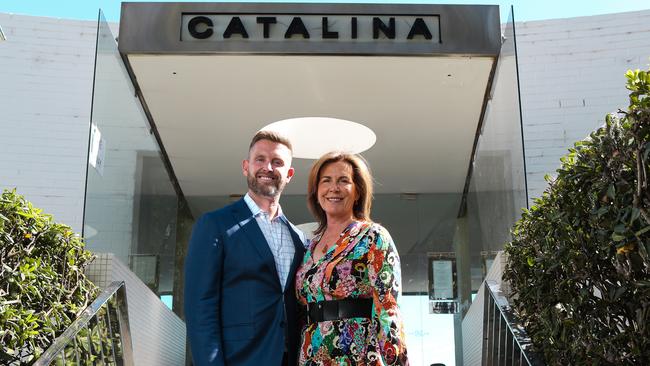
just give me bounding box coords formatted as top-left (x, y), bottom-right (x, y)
top-left (305, 298), bottom-right (373, 324)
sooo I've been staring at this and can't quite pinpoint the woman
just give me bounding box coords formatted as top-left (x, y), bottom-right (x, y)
top-left (295, 152), bottom-right (409, 365)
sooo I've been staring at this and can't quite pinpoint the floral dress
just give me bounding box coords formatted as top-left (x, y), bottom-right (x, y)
top-left (295, 221), bottom-right (409, 365)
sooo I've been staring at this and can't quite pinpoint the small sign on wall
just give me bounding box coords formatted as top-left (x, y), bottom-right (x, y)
top-left (428, 253), bottom-right (459, 314)
top-left (89, 123), bottom-right (106, 176)
top-left (431, 260), bottom-right (454, 299)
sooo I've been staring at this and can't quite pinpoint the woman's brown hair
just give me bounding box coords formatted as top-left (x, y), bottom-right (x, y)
top-left (307, 152), bottom-right (373, 235)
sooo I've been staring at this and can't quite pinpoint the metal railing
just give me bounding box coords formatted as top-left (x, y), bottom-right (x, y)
top-left (482, 281), bottom-right (544, 366)
top-left (34, 281), bottom-right (134, 366)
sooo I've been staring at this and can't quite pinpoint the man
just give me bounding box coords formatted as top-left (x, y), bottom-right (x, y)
top-left (184, 130), bottom-right (306, 366)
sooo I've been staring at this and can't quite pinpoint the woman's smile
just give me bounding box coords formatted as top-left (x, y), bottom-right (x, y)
top-left (317, 161), bottom-right (357, 219)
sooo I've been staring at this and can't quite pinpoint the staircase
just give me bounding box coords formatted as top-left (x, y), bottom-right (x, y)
top-left (35, 281), bottom-right (133, 366)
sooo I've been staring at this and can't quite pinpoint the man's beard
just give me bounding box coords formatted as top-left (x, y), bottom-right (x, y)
top-left (247, 171), bottom-right (286, 198)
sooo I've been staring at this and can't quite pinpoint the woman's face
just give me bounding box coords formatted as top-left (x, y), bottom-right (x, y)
top-left (317, 161), bottom-right (358, 221)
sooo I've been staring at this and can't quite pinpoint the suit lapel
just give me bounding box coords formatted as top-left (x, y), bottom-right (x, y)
top-left (287, 221), bottom-right (306, 254)
top-left (230, 199), bottom-right (276, 274)
top-left (285, 222), bottom-right (306, 289)
top-left (231, 198), bottom-right (308, 291)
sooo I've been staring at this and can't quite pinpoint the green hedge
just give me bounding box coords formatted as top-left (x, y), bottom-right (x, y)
top-left (504, 69), bottom-right (650, 364)
top-left (0, 189), bottom-right (98, 365)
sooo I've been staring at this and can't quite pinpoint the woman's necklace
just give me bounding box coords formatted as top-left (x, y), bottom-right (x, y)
top-left (314, 232), bottom-right (333, 255)
top-left (316, 220), bottom-right (356, 255)
top-left (319, 239), bottom-right (329, 254)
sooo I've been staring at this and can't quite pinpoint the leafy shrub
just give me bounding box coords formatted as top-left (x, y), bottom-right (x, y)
top-left (504, 68), bottom-right (650, 364)
top-left (0, 189), bottom-right (98, 365)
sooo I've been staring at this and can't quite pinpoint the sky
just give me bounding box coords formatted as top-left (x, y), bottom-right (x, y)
top-left (1, 0), bottom-right (649, 24)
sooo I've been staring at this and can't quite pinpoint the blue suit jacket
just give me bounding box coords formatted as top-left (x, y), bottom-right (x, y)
top-left (184, 198), bottom-right (306, 366)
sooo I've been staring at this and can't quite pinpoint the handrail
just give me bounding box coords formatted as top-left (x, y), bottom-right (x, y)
top-left (34, 281), bottom-right (134, 366)
top-left (482, 281), bottom-right (544, 366)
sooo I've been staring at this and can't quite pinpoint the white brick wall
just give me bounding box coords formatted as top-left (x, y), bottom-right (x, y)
top-left (0, 13), bottom-right (98, 232)
top-left (517, 9), bottom-right (650, 200)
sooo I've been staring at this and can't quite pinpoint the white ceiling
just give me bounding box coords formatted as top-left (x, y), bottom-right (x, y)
top-left (127, 54), bottom-right (494, 198)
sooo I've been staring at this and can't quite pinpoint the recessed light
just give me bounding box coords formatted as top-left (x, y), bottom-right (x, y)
top-left (261, 117), bottom-right (376, 159)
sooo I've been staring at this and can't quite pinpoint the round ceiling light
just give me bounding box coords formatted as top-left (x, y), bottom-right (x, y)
top-left (261, 117), bottom-right (376, 159)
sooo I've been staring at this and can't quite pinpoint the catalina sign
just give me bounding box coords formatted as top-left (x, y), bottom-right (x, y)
top-left (181, 14), bottom-right (441, 43)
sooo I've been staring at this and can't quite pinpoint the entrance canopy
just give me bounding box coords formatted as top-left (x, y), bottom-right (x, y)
top-left (117, 2), bottom-right (501, 209)
top-left (85, 4), bottom-right (525, 364)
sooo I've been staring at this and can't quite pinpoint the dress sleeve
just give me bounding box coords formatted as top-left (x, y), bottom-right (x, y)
top-left (366, 225), bottom-right (409, 365)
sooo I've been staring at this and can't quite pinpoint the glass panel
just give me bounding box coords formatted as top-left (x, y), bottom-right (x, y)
top-left (375, 193), bottom-right (460, 366)
top-left (465, 6), bottom-right (527, 293)
top-left (84, 11), bottom-right (181, 297)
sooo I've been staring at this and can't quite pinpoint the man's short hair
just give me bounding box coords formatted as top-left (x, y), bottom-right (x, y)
top-left (249, 130), bottom-right (293, 153)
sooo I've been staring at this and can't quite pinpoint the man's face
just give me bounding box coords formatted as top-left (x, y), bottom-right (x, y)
top-left (242, 139), bottom-right (294, 198)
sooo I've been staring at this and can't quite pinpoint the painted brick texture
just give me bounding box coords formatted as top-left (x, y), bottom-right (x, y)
top-left (517, 9), bottom-right (650, 200)
top-left (0, 13), bottom-right (96, 232)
